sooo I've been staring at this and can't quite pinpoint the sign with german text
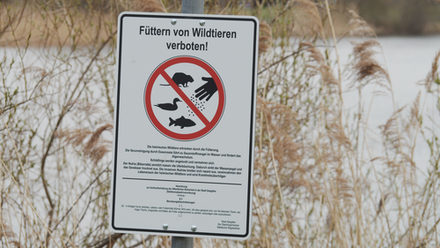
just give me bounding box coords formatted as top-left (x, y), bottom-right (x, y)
top-left (111, 12), bottom-right (258, 239)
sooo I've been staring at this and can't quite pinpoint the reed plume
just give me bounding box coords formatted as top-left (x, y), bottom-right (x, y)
top-left (425, 50), bottom-right (440, 92)
top-left (259, 21), bottom-right (273, 54)
top-left (349, 40), bottom-right (391, 91)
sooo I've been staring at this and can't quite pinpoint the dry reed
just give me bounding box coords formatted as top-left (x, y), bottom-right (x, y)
top-left (0, 0), bottom-right (439, 247)
top-left (131, 0), bottom-right (167, 13)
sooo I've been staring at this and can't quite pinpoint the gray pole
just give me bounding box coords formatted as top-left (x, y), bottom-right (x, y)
top-left (171, 236), bottom-right (194, 248)
top-left (171, 0), bottom-right (203, 246)
top-left (181, 0), bottom-right (204, 14)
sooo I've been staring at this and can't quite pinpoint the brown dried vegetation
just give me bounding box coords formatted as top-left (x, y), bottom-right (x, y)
top-left (131, 0), bottom-right (167, 13)
top-left (0, 0), bottom-right (439, 247)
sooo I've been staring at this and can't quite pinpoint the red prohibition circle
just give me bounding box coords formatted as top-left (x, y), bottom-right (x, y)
top-left (145, 56), bottom-right (225, 140)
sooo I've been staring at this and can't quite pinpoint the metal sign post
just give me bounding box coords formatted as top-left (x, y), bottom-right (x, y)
top-left (171, 236), bottom-right (193, 248)
top-left (170, 2), bottom-right (202, 248)
top-left (182, 0), bottom-right (204, 15)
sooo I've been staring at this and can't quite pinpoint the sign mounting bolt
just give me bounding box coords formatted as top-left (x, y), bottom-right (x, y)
top-left (171, 19), bottom-right (177, 25)
top-left (191, 225), bottom-right (197, 232)
top-left (199, 20), bottom-right (205, 26)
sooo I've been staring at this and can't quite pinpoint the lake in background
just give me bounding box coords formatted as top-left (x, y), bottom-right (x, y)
top-left (338, 35), bottom-right (440, 172)
top-left (2, 35), bottom-right (439, 170)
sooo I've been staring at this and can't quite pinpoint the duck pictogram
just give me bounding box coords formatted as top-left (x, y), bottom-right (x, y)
top-left (154, 98), bottom-right (181, 111)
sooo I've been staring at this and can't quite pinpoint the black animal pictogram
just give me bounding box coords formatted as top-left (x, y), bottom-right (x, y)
top-left (169, 116), bottom-right (196, 129)
top-left (160, 72), bottom-right (194, 87)
top-left (172, 72), bottom-right (194, 87)
top-left (154, 98), bottom-right (181, 111)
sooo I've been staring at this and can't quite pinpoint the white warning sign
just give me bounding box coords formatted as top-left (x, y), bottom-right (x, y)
top-left (111, 12), bottom-right (258, 239)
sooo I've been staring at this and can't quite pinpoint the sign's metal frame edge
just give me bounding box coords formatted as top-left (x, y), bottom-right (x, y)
top-left (110, 11), bottom-right (259, 240)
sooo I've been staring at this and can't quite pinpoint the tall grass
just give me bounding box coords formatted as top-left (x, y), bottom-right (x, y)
top-left (1, 0), bottom-right (439, 247)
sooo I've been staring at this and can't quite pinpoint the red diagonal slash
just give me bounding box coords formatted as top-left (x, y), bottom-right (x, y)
top-left (160, 71), bottom-right (210, 126)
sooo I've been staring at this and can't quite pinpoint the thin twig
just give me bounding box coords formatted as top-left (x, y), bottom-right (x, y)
top-left (41, 31), bottom-right (116, 247)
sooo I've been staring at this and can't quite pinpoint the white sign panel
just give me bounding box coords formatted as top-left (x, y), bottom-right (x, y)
top-left (111, 12), bottom-right (258, 239)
